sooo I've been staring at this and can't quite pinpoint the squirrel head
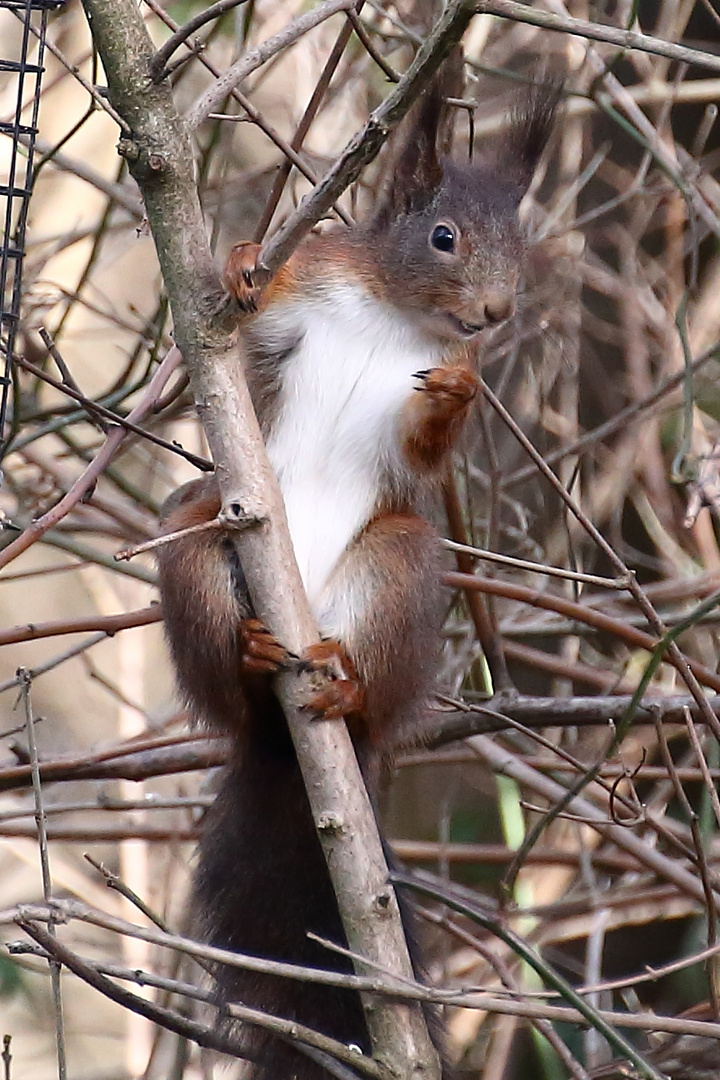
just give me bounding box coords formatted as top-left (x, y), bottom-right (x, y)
top-left (373, 70), bottom-right (561, 342)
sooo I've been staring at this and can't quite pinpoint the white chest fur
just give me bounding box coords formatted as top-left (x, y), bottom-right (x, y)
top-left (260, 284), bottom-right (443, 613)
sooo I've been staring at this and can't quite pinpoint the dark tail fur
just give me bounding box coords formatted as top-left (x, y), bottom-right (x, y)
top-left (193, 697), bottom-right (370, 1079)
top-left (193, 696), bottom-right (446, 1078)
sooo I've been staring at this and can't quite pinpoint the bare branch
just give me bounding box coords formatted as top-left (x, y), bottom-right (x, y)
top-left (79, 1), bottom-right (443, 1074)
top-left (475, 0), bottom-right (720, 74)
top-left (0, 348), bottom-right (183, 571)
top-left (257, 0), bottom-right (477, 277)
top-left (149, 0), bottom-right (250, 82)
top-left (185, 0), bottom-right (358, 130)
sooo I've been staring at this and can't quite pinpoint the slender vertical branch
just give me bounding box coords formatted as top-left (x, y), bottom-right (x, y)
top-left (79, 1), bottom-right (442, 1075)
top-left (19, 670), bottom-right (67, 1080)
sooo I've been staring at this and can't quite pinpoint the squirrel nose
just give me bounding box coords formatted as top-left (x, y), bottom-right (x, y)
top-left (483, 293), bottom-right (515, 324)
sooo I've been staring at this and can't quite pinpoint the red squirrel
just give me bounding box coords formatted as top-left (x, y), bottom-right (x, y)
top-left (157, 74), bottom-right (558, 1079)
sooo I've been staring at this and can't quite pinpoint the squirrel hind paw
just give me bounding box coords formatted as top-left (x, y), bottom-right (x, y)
top-left (298, 640), bottom-right (365, 720)
top-left (238, 618), bottom-right (294, 675)
top-left (301, 678), bottom-right (365, 722)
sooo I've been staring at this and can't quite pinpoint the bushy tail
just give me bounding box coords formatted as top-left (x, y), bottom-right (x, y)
top-left (193, 714), bottom-right (370, 1079)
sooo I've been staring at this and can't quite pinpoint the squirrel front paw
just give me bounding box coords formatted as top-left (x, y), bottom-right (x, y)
top-left (401, 365), bottom-right (479, 470)
top-left (223, 241), bottom-right (263, 313)
top-left (412, 366), bottom-right (478, 418)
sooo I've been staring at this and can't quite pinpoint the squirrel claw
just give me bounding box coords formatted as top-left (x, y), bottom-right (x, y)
top-left (413, 366), bottom-right (478, 405)
top-left (223, 241), bottom-right (263, 313)
top-left (238, 617), bottom-right (292, 675)
top-left (301, 679), bottom-right (365, 722)
top-left (298, 639), bottom-right (365, 720)
top-left (301, 639), bottom-right (356, 681)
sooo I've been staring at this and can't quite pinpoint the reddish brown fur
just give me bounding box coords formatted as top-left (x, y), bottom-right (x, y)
top-left (158, 63), bottom-right (558, 1080)
top-left (158, 487), bottom-right (444, 763)
top-left (224, 239), bottom-right (303, 311)
top-left (401, 364), bottom-right (479, 472)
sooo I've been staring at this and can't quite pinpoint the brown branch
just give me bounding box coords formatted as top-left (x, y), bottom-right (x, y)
top-left (444, 570), bottom-right (720, 693)
top-left (0, 347), bottom-right (182, 571)
top-left (501, 639), bottom-right (636, 693)
top-left (144, 0), bottom-right (356, 242)
top-left (479, 379), bottom-right (720, 742)
top-left (448, 738), bottom-right (720, 913)
top-left (253, 5), bottom-right (361, 242)
top-left (14, 354), bottom-right (212, 472)
top-left (2, 821), bottom-right (197, 841)
top-left (501, 341), bottom-right (720, 490)
top-left (0, 736), bottom-right (223, 793)
top-left (392, 841), bottom-right (640, 871)
top-left (13, 899), bottom-right (720, 1044)
top-left (185, 0), bottom-right (358, 129)
top-left (14, 920), bottom-right (262, 1068)
top-left (475, 0), bottom-right (720, 74)
top-left (3, 696), bottom-right (720, 795)
top-left (256, 0), bottom-right (478, 279)
top-left (346, 10), bottom-right (400, 83)
top-left (150, 0), bottom-right (250, 81)
top-left (0, 605), bottom-right (161, 647)
top-left (424, 692), bottom-right (720, 747)
top-left (443, 477), bottom-right (511, 691)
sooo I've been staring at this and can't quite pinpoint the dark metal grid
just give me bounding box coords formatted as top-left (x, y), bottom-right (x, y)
top-left (0, 0), bottom-right (64, 462)
top-left (2, 1), bottom-right (64, 8)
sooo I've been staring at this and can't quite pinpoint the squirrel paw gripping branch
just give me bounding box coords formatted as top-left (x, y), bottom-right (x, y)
top-left (157, 66), bottom-right (558, 1080)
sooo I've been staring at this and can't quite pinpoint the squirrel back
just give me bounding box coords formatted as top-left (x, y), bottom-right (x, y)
top-left (158, 64), bottom-right (559, 1079)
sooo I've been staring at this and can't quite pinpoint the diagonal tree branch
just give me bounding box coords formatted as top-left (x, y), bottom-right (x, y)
top-left (184, 0), bottom-right (358, 130)
top-left (78, 1), bottom-right (450, 1076)
top-left (257, 0), bottom-right (478, 278)
top-left (475, 0), bottom-right (720, 73)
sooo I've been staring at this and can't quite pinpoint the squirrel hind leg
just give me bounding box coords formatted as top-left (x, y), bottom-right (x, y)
top-left (157, 477), bottom-right (254, 733)
top-left (317, 511), bottom-right (445, 764)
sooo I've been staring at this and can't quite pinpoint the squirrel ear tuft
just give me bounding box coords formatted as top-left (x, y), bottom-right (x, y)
top-left (504, 75), bottom-right (563, 194)
top-left (387, 86), bottom-right (444, 217)
top-left (381, 49), bottom-right (465, 219)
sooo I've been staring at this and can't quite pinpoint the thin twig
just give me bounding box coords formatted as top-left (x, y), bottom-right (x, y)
top-left (18, 673), bottom-right (67, 1080)
top-left (257, 0), bottom-right (478, 278)
top-left (14, 354), bottom-right (211, 471)
top-left (475, 0), bottom-right (720, 74)
top-left (0, 347), bottom-right (183, 571)
top-left (185, 0), bottom-right (358, 129)
top-left (150, 0), bottom-right (250, 81)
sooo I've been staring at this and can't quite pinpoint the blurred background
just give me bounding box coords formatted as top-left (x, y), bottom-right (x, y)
top-left (3, 1), bottom-right (720, 1078)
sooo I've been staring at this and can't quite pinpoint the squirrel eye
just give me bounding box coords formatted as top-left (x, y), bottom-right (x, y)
top-left (430, 223), bottom-right (456, 253)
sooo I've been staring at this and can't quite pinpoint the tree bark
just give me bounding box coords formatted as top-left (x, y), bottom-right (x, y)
top-left (79, 1), bottom-right (444, 1076)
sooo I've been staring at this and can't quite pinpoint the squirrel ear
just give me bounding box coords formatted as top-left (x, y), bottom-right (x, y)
top-left (388, 86), bottom-right (444, 216)
top-left (382, 50), bottom-right (465, 218)
top-left (502, 76), bottom-right (563, 195)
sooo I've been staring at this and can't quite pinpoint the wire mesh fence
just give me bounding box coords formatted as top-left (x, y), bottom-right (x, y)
top-left (0, 0), bottom-right (63, 461)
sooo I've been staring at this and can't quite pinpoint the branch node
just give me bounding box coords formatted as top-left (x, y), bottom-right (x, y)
top-left (219, 502), bottom-right (267, 532)
top-left (117, 138), bottom-right (139, 162)
top-left (317, 811), bottom-right (346, 834)
top-left (374, 891), bottom-right (392, 913)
